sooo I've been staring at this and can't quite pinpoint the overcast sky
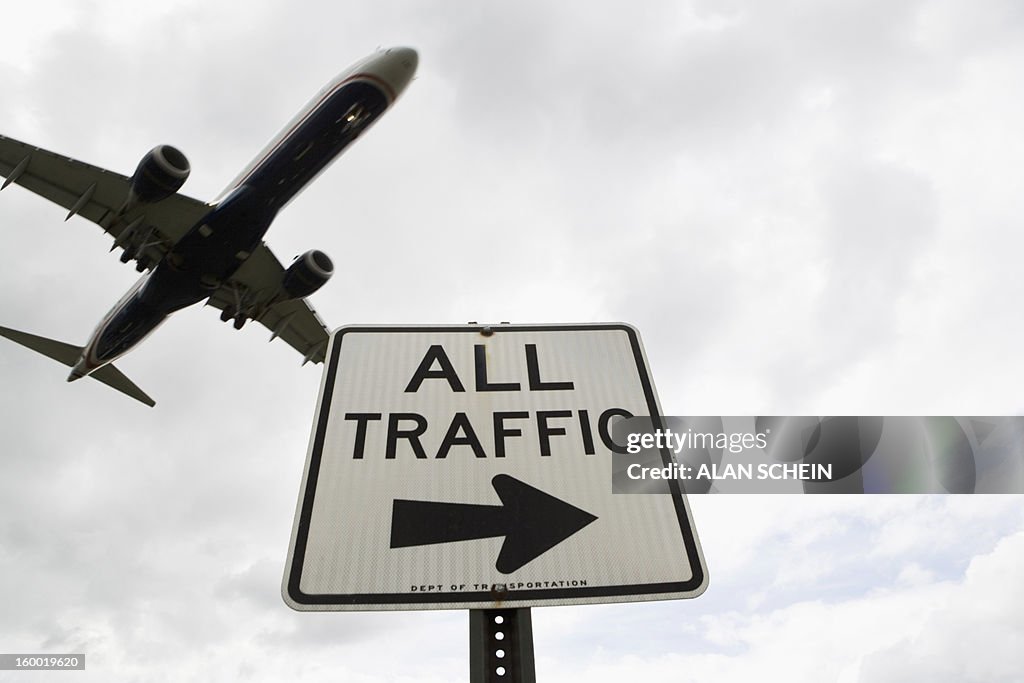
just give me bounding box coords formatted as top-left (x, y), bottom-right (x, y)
top-left (2, 0), bottom-right (1024, 680)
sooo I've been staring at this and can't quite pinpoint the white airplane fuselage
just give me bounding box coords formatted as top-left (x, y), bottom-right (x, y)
top-left (67, 48), bottom-right (418, 381)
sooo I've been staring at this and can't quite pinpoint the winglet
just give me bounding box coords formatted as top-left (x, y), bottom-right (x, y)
top-left (0, 325), bottom-right (155, 407)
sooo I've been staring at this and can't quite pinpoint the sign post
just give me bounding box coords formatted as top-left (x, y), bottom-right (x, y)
top-left (470, 608), bottom-right (535, 683)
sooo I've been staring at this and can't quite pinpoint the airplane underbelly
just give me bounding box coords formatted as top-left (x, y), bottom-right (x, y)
top-left (91, 296), bottom-right (169, 364)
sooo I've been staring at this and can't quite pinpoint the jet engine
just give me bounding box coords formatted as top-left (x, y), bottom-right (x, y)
top-left (130, 145), bottom-right (190, 203)
top-left (283, 250), bottom-right (334, 299)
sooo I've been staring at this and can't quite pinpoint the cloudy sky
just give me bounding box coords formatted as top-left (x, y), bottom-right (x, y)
top-left (2, 0), bottom-right (1024, 680)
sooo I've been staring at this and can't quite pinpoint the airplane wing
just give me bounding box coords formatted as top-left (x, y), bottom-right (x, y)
top-left (0, 133), bottom-right (211, 269)
top-left (206, 243), bottom-right (330, 364)
top-left (1, 133), bottom-right (328, 363)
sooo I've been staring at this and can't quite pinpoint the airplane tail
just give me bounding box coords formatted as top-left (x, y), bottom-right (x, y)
top-left (0, 325), bottom-right (155, 407)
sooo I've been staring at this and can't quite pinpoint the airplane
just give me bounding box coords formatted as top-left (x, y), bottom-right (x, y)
top-left (0, 47), bottom-right (418, 407)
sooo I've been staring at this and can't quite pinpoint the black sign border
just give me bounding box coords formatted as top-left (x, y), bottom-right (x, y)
top-left (286, 324), bottom-right (706, 608)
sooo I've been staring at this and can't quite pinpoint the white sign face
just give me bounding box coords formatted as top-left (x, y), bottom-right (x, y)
top-left (283, 324), bottom-right (706, 611)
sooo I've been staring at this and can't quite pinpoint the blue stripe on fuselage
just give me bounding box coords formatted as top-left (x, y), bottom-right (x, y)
top-left (74, 76), bottom-right (394, 376)
top-left (135, 79), bottom-right (391, 319)
top-left (244, 81), bottom-right (389, 209)
top-left (170, 79), bottom-right (389, 282)
top-left (79, 78), bottom-right (389, 376)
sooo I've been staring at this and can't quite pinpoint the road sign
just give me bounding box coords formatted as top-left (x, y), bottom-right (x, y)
top-left (283, 323), bottom-right (706, 611)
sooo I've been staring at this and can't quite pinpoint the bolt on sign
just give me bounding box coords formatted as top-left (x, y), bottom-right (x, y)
top-left (283, 324), bottom-right (707, 611)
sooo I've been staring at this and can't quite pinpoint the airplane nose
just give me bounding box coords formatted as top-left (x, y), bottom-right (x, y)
top-left (390, 47), bottom-right (418, 74)
top-left (369, 47), bottom-right (418, 101)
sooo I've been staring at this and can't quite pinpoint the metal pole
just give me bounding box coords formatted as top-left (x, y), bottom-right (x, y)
top-left (469, 608), bottom-right (536, 682)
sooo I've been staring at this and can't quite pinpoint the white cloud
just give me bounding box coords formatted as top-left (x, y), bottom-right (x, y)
top-left (860, 531), bottom-right (1024, 682)
top-left (538, 523), bottom-right (1024, 683)
top-left (3, 0), bottom-right (1024, 680)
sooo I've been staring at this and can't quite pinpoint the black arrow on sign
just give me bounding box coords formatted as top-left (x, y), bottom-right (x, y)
top-left (390, 474), bottom-right (598, 574)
